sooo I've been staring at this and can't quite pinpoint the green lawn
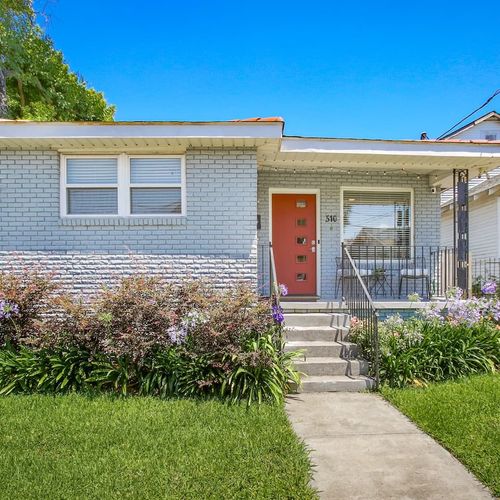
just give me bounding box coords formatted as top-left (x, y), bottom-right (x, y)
top-left (0, 395), bottom-right (316, 500)
top-left (382, 373), bottom-right (500, 497)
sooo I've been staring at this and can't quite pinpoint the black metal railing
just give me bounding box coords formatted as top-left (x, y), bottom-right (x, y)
top-left (258, 243), bottom-right (271, 297)
top-left (338, 245), bottom-right (457, 300)
top-left (258, 243), bottom-right (281, 300)
top-left (472, 257), bottom-right (500, 285)
top-left (269, 243), bottom-right (280, 302)
top-left (341, 243), bottom-right (380, 389)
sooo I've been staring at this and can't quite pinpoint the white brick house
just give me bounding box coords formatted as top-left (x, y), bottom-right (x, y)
top-left (0, 117), bottom-right (499, 300)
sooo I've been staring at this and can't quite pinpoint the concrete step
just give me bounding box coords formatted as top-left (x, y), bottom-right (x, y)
top-left (286, 340), bottom-right (345, 358)
top-left (286, 326), bottom-right (350, 342)
top-left (295, 375), bottom-right (375, 393)
top-left (281, 301), bottom-right (346, 313)
top-left (285, 313), bottom-right (349, 328)
top-left (294, 357), bottom-right (369, 376)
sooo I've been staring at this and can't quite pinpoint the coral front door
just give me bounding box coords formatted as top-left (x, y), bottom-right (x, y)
top-left (272, 193), bottom-right (317, 296)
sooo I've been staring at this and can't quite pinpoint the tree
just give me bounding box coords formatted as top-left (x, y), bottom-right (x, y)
top-left (0, 0), bottom-right (115, 120)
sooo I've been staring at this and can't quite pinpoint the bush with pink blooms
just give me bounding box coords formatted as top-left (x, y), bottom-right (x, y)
top-left (0, 270), bottom-right (300, 403)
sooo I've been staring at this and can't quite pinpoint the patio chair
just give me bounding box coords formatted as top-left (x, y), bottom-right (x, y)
top-left (335, 257), bottom-right (372, 298)
top-left (398, 258), bottom-right (431, 299)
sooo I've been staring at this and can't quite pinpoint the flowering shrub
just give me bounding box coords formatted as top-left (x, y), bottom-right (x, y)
top-left (0, 268), bottom-right (58, 346)
top-left (422, 287), bottom-right (500, 326)
top-left (0, 270), bottom-right (299, 403)
top-left (349, 286), bottom-right (500, 387)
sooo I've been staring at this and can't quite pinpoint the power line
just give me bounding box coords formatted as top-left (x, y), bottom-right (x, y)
top-left (436, 89), bottom-right (500, 140)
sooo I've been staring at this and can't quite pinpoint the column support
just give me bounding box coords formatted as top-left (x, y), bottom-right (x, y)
top-left (453, 169), bottom-right (469, 294)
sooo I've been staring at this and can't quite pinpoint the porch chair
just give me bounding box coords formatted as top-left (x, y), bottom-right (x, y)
top-left (335, 257), bottom-right (373, 298)
top-left (398, 258), bottom-right (431, 300)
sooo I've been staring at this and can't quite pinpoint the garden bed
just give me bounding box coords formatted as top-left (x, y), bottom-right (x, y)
top-left (0, 394), bottom-right (317, 499)
top-left (383, 373), bottom-right (500, 497)
top-left (0, 270), bottom-right (296, 403)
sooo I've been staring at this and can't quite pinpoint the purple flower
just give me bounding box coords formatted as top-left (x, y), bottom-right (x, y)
top-left (272, 303), bottom-right (285, 324)
top-left (278, 283), bottom-right (288, 297)
top-left (166, 325), bottom-right (187, 345)
top-left (0, 300), bottom-right (19, 320)
top-left (482, 281), bottom-right (497, 295)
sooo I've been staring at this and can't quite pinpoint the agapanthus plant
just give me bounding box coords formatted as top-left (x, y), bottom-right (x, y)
top-left (272, 303), bottom-right (285, 325)
top-left (0, 300), bottom-right (19, 320)
top-left (278, 283), bottom-right (288, 297)
top-left (421, 287), bottom-right (500, 326)
top-left (482, 281), bottom-right (497, 295)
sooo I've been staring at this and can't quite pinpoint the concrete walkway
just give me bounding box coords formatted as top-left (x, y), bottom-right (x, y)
top-left (286, 393), bottom-right (493, 500)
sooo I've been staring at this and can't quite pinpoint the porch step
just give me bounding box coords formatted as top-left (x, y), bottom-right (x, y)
top-left (282, 301), bottom-right (347, 313)
top-left (284, 311), bottom-right (373, 392)
top-left (295, 375), bottom-right (375, 393)
top-left (286, 326), bottom-right (351, 342)
top-left (281, 295), bottom-right (320, 302)
top-left (294, 357), bottom-right (369, 376)
top-left (286, 341), bottom-right (346, 358)
top-left (285, 313), bottom-right (349, 328)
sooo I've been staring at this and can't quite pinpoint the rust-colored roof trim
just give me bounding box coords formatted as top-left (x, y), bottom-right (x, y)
top-left (0, 118), bottom-right (284, 126)
top-left (230, 117), bottom-right (284, 123)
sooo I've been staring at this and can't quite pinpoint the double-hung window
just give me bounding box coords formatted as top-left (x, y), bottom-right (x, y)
top-left (342, 188), bottom-right (412, 258)
top-left (129, 157), bottom-right (183, 215)
top-left (65, 158), bottom-right (119, 215)
top-left (61, 155), bottom-right (185, 217)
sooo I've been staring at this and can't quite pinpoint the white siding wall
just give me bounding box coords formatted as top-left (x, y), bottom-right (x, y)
top-left (450, 120), bottom-right (500, 140)
top-left (441, 195), bottom-right (499, 259)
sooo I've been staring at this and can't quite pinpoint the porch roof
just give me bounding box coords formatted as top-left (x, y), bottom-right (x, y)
top-left (1, 118), bottom-right (499, 189)
top-left (258, 137), bottom-right (500, 188)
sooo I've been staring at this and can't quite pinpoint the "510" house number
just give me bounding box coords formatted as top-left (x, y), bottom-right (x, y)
top-left (325, 215), bottom-right (337, 223)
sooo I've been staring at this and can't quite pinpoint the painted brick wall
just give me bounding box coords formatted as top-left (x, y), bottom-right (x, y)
top-left (257, 169), bottom-right (441, 299)
top-left (0, 149), bottom-right (258, 292)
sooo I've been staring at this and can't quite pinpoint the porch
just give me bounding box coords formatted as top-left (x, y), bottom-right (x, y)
top-left (255, 136), bottom-right (500, 302)
top-left (258, 243), bottom-right (457, 303)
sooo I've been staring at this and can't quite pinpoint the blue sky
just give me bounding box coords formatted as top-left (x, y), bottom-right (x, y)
top-left (39, 1), bottom-right (499, 139)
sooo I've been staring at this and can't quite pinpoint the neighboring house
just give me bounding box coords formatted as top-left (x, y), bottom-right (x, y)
top-left (0, 117), bottom-right (499, 301)
top-left (439, 111), bottom-right (500, 142)
top-left (441, 111), bottom-right (500, 265)
top-left (441, 174), bottom-right (500, 260)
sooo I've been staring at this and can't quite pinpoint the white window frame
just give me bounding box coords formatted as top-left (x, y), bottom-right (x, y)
top-left (60, 153), bottom-right (186, 218)
top-left (340, 186), bottom-right (415, 249)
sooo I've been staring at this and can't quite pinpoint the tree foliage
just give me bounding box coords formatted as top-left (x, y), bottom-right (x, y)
top-left (0, 0), bottom-right (115, 120)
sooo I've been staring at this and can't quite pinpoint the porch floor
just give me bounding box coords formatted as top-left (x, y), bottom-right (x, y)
top-left (281, 300), bottom-right (436, 312)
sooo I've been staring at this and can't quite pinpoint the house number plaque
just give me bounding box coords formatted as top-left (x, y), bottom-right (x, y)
top-left (325, 215), bottom-right (337, 223)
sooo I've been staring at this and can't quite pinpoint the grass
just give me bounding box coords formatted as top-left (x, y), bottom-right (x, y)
top-left (382, 373), bottom-right (500, 497)
top-left (0, 394), bottom-right (316, 499)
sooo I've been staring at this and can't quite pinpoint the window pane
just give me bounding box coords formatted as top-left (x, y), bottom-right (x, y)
top-left (343, 190), bottom-right (411, 257)
top-left (130, 158), bottom-right (182, 184)
top-left (67, 158), bottom-right (117, 184)
top-left (67, 188), bottom-right (118, 215)
top-left (130, 187), bottom-right (182, 214)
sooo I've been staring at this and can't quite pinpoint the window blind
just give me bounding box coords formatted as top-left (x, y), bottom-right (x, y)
top-left (67, 188), bottom-right (118, 215)
top-left (343, 190), bottom-right (411, 251)
top-left (130, 188), bottom-right (182, 214)
top-left (66, 158), bottom-right (117, 184)
top-left (130, 158), bottom-right (182, 184)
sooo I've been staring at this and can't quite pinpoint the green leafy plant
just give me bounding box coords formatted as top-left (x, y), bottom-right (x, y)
top-left (222, 334), bottom-right (302, 404)
top-left (355, 314), bottom-right (500, 387)
top-left (0, 270), bottom-right (302, 403)
top-left (0, 346), bottom-right (92, 395)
